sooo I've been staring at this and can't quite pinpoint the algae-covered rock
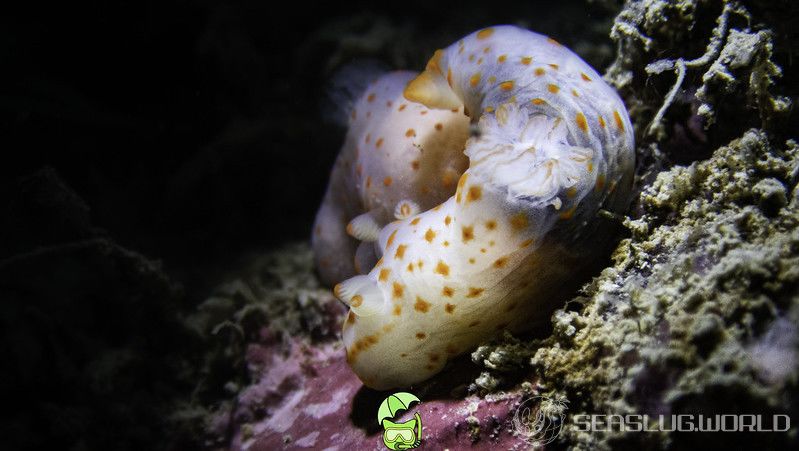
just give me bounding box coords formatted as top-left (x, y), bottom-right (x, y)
top-left (531, 130), bottom-right (799, 449)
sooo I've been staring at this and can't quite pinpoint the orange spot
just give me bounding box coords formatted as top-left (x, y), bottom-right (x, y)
top-left (462, 225), bottom-right (475, 242)
top-left (375, 137), bottom-right (384, 148)
top-left (499, 81), bottom-right (514, 91)
top-left (346, 312), bottom-right (356, 324)
top-left (469, 258), bottom-right (476, 264)
top-left (442, 240), bottom-right (450, 247)
top-left (420, 110), bottom-right (428, 115)
top-left (414, 296), bottom-right (431, 313)
top-left (365, 176), bottom-right (372, 188)
top-left (383, 176), bottom-right (393, 186)
top-left (407, 262), bottom-right (414, 272)
top-left (580, 72), bottom-right (592, 82)
top-left (379, 268), bottom-right (391, 282)
top-left (566, 186), bottom-right (578, 198)
top-left (547, 36), bottom-right (560, 45)
top-left (476, 28), bottom-right (494, 39)
top-left (547, 84), bottom-right (560, 94)
top-left (534, 67), bottom-right (545, 76)
top-left (435, 122), bottom-right (443, 131)
top-left (387, 229), bottom-right (398, 247)
top-left (394, 244), bottom-right (407, 260)
top-left (467, 287), bottom-right (484, 298)
top-left (411, 160), bottom-right (420, 170)
top-left (456, 174), bottom-right (468, 202)
top-left (351, 295), bottom-right (363, 307)
top-left (468, 54), bottom-right (475, 62)
top-left (559, 206), bottom-right (577, 220)
top-left (571, 89), bottom-right (580, 98)
top-left (411, 217), bottom-right (421, 225)
top-left (548, 63), bottom-right (559, 70)
top-left (393, 305), bottom-right (402, 316)
top-left (386, 100), bottom-right (393, 107)
top-left (520, 238), bottom-right (534, 248)
top-left (470, 72), bottom-right (481, 87)
top-left (405, 128), bottom-right (416, 138)
top-left (441, 171), bottom-right (455, 188)
top-left (367, 93), bottom-right (376, 102)
top-left (445, 303), bottom-right (455, 314)
top-left (425, 228), bottom-right (436, 243)
top-left (595, 174), bottom-right (606, 192)
top-left (497, 54), bottom-right (507, 63)
top-left (598, 116), bottom-right (606, 128)
top-left (531, 98), bottom-right (546, 105)
top-left (426, 49), bottom-right (445, 74)
top-left (442, 286), bottom-right (454, 297)
top-left (493, 256), bottom-right (508, 268)
top-left (393, 282), bottom-right (404, 299)
top-left (488, 75), bottom-right (496, 84)
top-left (435, 261), bottom-right (450, 276)
top-left (398, 103), bottom-right (407, 111)
top-left (576, 112), bottom-right (588, 132)
top-left (521, 56), bottom-right (532, 65)
top-left (510, 213), bottom-right (529, 230)
top-left (416, 332), bottom-right (426, 339)
top-left (613, 110), bottom-right (625, 131)
top-left (466, 185), bottom-right (482, 202)
top-left (477, 57), bottom-right (483, 65)
top-left (485, 220), bottom-right (497, 230)
top-left (444, 216), bottom-right (452, 226)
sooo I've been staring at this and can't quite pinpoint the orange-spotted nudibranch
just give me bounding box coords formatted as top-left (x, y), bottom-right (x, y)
top-left (312, 25), bottom-right (634, 390)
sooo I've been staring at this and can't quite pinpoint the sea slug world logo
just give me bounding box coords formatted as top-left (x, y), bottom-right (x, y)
top-left (511, 395), bottom-right (568, 446)
top-left (378, 392), bottom-right (422, 450)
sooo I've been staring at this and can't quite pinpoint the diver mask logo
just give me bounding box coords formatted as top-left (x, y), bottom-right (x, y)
top-left (378, 392), bottom-right (422, 450)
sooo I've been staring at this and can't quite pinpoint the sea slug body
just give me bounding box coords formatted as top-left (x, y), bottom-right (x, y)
top-left (313, 25), bottom-right (635, 389)
top-left (313, 71), bottom-right (471, 285)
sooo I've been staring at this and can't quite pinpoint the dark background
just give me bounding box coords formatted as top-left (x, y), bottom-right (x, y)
top-left (0, 0), bottom-right (614, 277)
top-left (0, 1), bottom-right (616, 449)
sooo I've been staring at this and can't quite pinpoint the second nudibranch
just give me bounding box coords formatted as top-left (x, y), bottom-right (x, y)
top-left (336, 25), bottom-right (635, 389)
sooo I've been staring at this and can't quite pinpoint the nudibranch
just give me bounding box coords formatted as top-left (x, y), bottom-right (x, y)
top-left (313, 25), bottom-right (634, 390)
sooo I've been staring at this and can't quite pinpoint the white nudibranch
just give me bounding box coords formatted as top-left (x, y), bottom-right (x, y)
top-left (312, 25), bottom-right (635, 390)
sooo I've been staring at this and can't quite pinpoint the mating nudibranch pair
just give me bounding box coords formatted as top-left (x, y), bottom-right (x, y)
top-left (312, 25), bottom-right (634, 390)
